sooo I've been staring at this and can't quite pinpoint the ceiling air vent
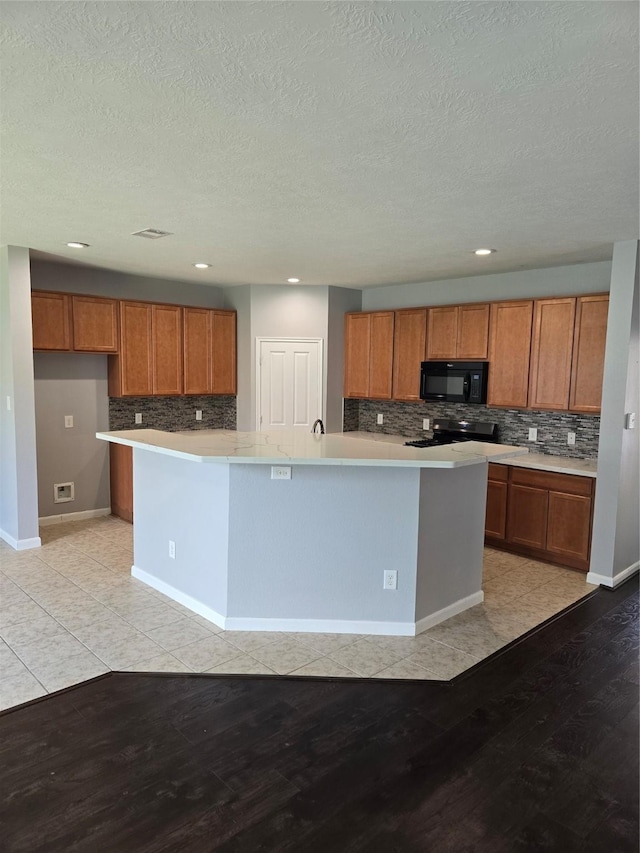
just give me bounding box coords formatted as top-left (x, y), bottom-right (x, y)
top-left (131, 228), bottom-right (173, 239)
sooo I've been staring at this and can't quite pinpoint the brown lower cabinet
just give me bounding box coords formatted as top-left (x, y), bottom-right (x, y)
top-left (110, 444), bottom-right (133, 523)
top-left (485, 463), bottom-right (594, 572)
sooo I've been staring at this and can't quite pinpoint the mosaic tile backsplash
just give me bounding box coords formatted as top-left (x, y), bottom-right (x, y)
top-left (109, 396), bottom-right (237, 432)
top-left (344, 399), bottom-right (599, 460)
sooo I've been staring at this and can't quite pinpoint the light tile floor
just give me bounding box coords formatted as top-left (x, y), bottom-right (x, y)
top-left (0, 516), bottom-right (597, 710)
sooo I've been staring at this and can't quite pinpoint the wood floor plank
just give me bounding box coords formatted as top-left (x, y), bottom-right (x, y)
top-left (0, 577), bottom-right (637, 853)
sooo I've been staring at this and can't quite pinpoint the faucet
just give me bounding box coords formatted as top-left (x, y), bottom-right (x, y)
top-left (311, 418), bottom-right (325, 434)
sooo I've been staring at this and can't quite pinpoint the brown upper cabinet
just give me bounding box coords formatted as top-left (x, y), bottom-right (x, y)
top-left (392, 308), bottom-right (427, 401)
top-left (344, 311), bottom-right (394, 399)
top-left (152, 304), bottom-right (183, 395)
top-left (72, 295), bottom-right (118, 352)
top-left (426, 304), bottom-right (489, 360)
top-left (211, 310), bottom-right (237, 395)
top-left (528, 297), bottom-right (576, 411)
top-left (32, 291), bottom-right (72, 351)
top-left (487, 300), bottom-right (534, 408)
top-left (569, 294), bottom-right (609, 413)
top-left (110, 301), bottom-right (154, 396)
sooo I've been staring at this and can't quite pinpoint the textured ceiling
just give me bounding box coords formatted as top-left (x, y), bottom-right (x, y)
top-left (1, 1), bottom-right (638, 288)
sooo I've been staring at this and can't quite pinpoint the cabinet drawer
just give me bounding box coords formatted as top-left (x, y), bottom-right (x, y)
top-left (509, 467), bottom-right (593, 496)
top-left (488, 463), bottom-right (508, 482)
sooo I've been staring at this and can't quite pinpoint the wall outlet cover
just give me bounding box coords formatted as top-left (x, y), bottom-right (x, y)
top-left (169, 540), bottom-right (176, 559)
top-left (195, 410), bottom-right (203, 421)
top-left (53, 482), bottom-right (75, 503)
top-left (377, 413), bottom-right (384, 425)
top-left (271, 466), bottom-right (291, 480)
top-left (383, 570), bottom-right (398, 590)
top-left (64, 415), bottom-right (73, 428)
top-left (625, 412), bottom-right (636, 429)
top-left (135, 413), bottom-right (143, 424)
top-left (567, 432), bottom-right (576, 445)
top-left (422, 418), bottom-right (430, 431)
top-left (528, 427), bottom-right (537, 442)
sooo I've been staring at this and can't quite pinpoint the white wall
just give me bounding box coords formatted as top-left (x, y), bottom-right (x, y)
top-left (591, 241), bottom-right (639, 584)
top-left (0, 246), bottom-right (40, 549)
top-left (30, 259), bottom-right (226, 308)
top-left (34, 354), bottom-right (110, 518)
top-left (362, 261), bottom-right (612, 310)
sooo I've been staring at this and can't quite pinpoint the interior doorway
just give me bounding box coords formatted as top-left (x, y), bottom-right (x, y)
top-left (255, 338), bottom-right (324, 431)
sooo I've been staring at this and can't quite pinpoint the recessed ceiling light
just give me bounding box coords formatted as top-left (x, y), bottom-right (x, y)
top-left (474, 248), bottom-right (495, 256)
top-left (193, 263), bottom-right (210, 269)
top-left (66, 242), bottom-right (89, 249)
top-left (287, 278), bottom-right (300, 283)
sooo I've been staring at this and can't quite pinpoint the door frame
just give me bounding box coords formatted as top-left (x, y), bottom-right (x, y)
top-left (255, 337), bottom-right (324, 431)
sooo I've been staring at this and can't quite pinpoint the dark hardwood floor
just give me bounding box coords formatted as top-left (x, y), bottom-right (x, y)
top-left (1, 577), bottom-right (638, 852)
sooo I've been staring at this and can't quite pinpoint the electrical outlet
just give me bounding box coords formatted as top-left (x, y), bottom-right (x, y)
top-left (422, 418), bottom-right (430, 431)
top-left (64, 415), bottom-right (73, 428)
top-left (377, 414), bottom-right (384, 425)
top-left (528, 427), bottom-right (537, 442)
top-left (195, 410), bottom-right (203, 421)
top-left (383, 570), bottom-right (398, 590)
top-left (567, 432), bottom-right (576, 445)
top-left (169, 540), bottom-right (176, 559)
top-left (271, 466), bottom-right (291, 480)
top-left (135, 413), bottom-right (143, 425)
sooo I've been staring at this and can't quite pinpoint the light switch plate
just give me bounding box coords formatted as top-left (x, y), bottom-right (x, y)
top-left (135, 413), bottom-right (143, 425)
top-left (377, 414), bottom-right (384, 425)
top-left (64, 415), bottom-right (73, 428)
top-left (195, 410), bottom-right (203, 421)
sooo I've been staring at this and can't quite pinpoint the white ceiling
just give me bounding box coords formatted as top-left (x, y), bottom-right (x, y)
top-left (1, 1), bottom-right (638, 289)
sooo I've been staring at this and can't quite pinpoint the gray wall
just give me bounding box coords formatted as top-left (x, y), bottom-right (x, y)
top-left (0, 246), bottom-right (40, 547)
top-left (591, 240), bottom-right (640, 581)
top-left (34, 354), bottom-right (110, 518)
top-left (227, 463), bottom-right (419, 623)
top-left (30, 259), bottom-right (226, 308)
top-left (326, 287), bottom-right (362, 433)
top-left (223, 285), bottom-right (252, 429)
top-left (133, 449), bottom-right (230, 616)
top-left (362, 260), bottom-right (612, 310)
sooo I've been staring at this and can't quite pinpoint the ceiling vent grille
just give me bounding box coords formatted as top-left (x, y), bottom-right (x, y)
top-left (131, 228), bottom-right (173, 239)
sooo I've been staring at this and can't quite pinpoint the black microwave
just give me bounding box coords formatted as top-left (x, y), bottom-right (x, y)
top-left (420, 362), bottom-right (488, 404)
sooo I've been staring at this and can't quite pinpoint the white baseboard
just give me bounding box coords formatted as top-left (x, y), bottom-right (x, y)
top-left (414, 590), bottom-right (485, 635)
top-left (131, 566), bottom-right (227, 630)
top-left (38, 507), bottom-right (112, 527)
top-left (0, 529), bottom-right (42, 551)
top-left (587, 560), bottom-right (640, 588)
top-left (131, 565), bottom-right (483, 637)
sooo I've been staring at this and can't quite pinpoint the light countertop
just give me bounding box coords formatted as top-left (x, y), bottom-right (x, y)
top-left (341, 431), bottom-right (597, 478)
top-left (96, 428), bottom-right (528, 468)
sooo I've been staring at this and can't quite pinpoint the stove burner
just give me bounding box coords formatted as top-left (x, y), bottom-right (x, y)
top-left (404, 419), bottom-right (499, 449)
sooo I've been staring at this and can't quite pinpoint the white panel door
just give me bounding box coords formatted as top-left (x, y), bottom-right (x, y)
top-left (257, 338), bottom-right (323, 431)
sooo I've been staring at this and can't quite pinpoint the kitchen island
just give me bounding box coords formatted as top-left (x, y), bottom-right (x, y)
top-left (96, 429), bottom-right (527, 636)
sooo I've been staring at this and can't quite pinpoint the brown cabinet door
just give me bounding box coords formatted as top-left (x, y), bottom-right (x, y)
top-left (183, 307), bottom-right (212, 395)
top-left (31, 291), bottom-right (71, 351)
top-left (109, 443), bottom-right (133, 523)
top-left (487, 301), bottom-right (534, 408)
top-left (368, 312), bottom-right (395, 399)
top-left (569, 294), bottom-right (609, 414)
top-left (485, 479), bottom-right (508, 540)
top-left (152, 305), bottom-right (183, 395)
top-left (211, 311), bottom-right (237, 395)
top-left (457, 304), bottom-right (489, 359)
top-left (344, 313), bottom-right (371, 398)
top-left (507, 484), bottom-right (548, 550)
top-left (528, 297), bottom-right (576, 411)
top-left (426, 306), bottom-right (458, 359)
top-left (72, 295), bottom-right (118, 352)
top-left (547, 491), bottom-right (592, 565)
top-left (392, 308), bottom-right (427, 401)
top-left (120, 302), bottom-right (153, 396)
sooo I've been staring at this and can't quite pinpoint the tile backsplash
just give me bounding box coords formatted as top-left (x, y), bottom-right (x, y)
top-left (109, 396), bottom-right (236, 432)
top-left (344, 399), bottom-right (599, 460)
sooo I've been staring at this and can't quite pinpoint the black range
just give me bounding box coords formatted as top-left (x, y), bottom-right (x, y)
top-left (404, 419), bottom-right (499, 449)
